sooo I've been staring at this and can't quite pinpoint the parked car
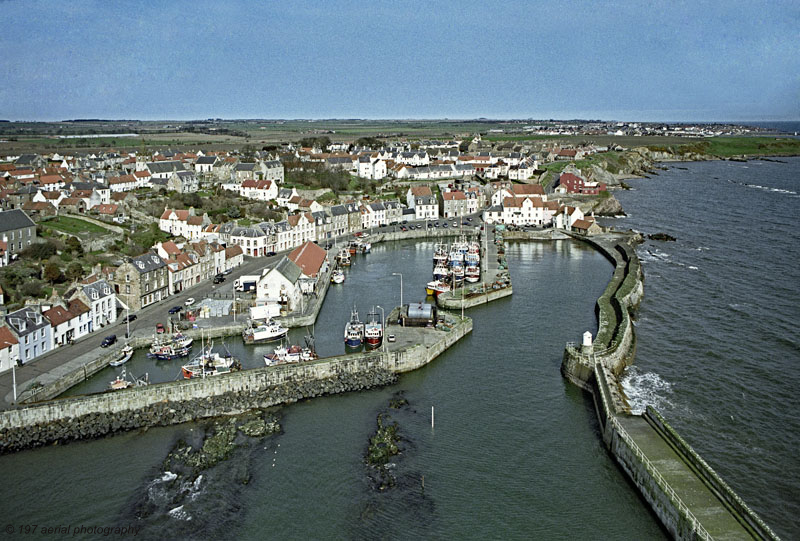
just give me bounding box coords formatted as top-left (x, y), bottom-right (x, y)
top-left (354, 232), bottom-right (364, 238)
top-left (223, 268), bottom-right (233, 275)
top-left (168, 306), bottom-right (182, 314)
top-left (442, 223), bottom-right (449, 228)
top-left (213, 276), bottom-right (225, 284)
top-left (156, 323), bottom-right (165, 334)
top-left (185, 298), bottom-right (195, 306)
top-left (401, 220), bottom-right (408, 225)
top-left (123, 314), bottom-right (137, 323)
top-left (401, 226), bottom-right (408, 231)
top-left (100, 335), bottom-right (116, 347)
top-left (266, 251), bottom-right (277, 256)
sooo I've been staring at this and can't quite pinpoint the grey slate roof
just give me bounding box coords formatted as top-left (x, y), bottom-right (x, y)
top-left (330, 205), bottom-right (348, 216)
top-left (81, 279), bottom-right (114, 300)
top-left (274, 256), bottom-right (302, 284)
top-left (147, 161), bottom-right (186, 174)
top-left (0, 209), bottom-right (35, 232)
top-left (130, 253), bottom-right (166, 273)
top-left (6, 307), bottom-right (50, 337)
top-left (196, 156), bottom-right (217, 165)
top-left (234, 163), bottom-right (256, 171)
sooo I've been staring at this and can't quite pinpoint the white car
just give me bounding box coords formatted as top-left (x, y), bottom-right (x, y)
top-left (184, 298), bottom-right (195, 306)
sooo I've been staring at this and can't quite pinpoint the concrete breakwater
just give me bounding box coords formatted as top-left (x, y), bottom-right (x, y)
top-left (0, 315), bottom-right (472, 453)
top-left (562, 233), bottom-right (778, 539)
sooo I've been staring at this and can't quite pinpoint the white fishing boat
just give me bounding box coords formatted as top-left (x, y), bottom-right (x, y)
top-left (331, 268), bottom-right (345, 284)
top-left (465, 265), bottom-right (480, 283)
top-left (264, 343), bottom-right (318, 366)
top-left (181, 341), bottom-right (240, 379)
top-left (433, 243), bottom-right (449, 264)
top-left (109, 344), bottom-right (134, 367)
top-left (242, 318), bottom-right (289, 344)
top-left (148, 332), bottom-right (193, 360)
top-left (426, 279), bottom-right (451, 297)
top-left (336, 248), bottom-right (351, 266)
top-left (433, 264), bottom-right (449, 280)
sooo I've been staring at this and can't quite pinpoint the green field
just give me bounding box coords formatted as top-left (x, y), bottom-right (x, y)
top-left (41, 216), bottom-right (112, 235)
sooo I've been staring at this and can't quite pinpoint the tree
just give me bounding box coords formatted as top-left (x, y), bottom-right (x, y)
top-left (43, 263), bottom-right (62, 284)
top-left (19, 241), bottom-right (58, 260)
top-left (66, 236), bottom-right (83, 255)
top-left (66, 262), bottom-right (84, 282)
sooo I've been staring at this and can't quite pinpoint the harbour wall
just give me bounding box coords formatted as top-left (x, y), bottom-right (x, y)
top-left (16, 325), bottom-right (249, 405)
top-left (0, 316), bottom-right (472, 453)
top-left (561, 233), bottom-right (644, 398)
top-left (437, 284), bottom-right (512, 309)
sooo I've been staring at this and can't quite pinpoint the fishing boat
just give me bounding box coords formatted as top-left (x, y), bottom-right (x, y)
top-left (348, 241), bottom-right (359, 255)
top-left (433, 243), bottom-right (449, 264)
top-left (109, 369), bottom-right (132, 390)
top-left (242, 318), bottom-right (289, 344)
top-left (451, 265), bottom-right (465, 282)
top-left (433, 264), bottom-right (449, 280)
top-left (465, 265), bottom-right (481, 283)
top-left (360, 242), bottom-right (371, 254)
top-left (364, 308), bottom-right (383, 349)
top-left (448, 249), bottom-right (464, 267)
top-left (337, 248), bottom-right (351, 266)
top-left (426, 279), bottom-right (451, 297)
top-left (108, 368), bottom-right (149, 390)
top-left (147, 332), bottom-right (194, 360)
top-left (264, 343), bottom-right (318, 366)
top-left (109, 344), bottom-right (134, 367)
top-left (465, 245), bottom-right (480, 265)
top-left (181, 341), bottom-right (240, 379)
top-left (331, 268), bottom-right (345, 284)
top-left (344, 306), bottom-right (365, 348)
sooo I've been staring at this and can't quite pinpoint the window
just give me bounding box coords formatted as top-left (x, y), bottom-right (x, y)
top-left (126, 285), bottom-right (131, 294)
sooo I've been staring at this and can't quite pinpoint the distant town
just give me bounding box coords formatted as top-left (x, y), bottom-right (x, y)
top-left (0, 118), bottom-right (793, 372)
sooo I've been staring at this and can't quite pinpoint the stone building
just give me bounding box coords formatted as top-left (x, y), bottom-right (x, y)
top-left (112, 253), bottom-right (169, 311)
top-left (0, 209), bottom-right (36, 264)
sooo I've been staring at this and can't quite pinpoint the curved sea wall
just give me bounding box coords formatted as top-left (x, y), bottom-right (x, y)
top-left (561, 233), bottom-right (644, 406)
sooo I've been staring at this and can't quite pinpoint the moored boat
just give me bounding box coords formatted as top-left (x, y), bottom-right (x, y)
top-left (433, 264), bottom-right (449, 280)
top-left (147, 332), bottom-right (193, 360)
top-left (344, 306), bottom-right (365, 348)
top-left (331, 268), bottom-right (345, 284)
top-left (242, 318), bottom-right (289, 344)
top-left (465, 265), bottom-right (480, 283)
top-left (264, 343), bottom-right (318, 366)
top-left (337, 248), bottom-right (351, 266)
top-left (364, 308), bottom-right (383, 349)
top-left (109, 344), bottom-right (134, 367)
top-left (426, 279), bottom-right (451, 297)
top-left (181, 342), bottom-right (240, 379)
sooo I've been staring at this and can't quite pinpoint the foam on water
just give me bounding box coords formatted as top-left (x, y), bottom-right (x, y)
top-left (168, 505), bottom-right (192, 521)
top-left (620, 366), bottom-right (673, 415)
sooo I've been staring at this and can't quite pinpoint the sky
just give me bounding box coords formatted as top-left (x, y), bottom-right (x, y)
top-left (1, 0), bottom-right (798, 122)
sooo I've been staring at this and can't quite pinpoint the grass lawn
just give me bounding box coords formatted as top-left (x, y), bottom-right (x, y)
top-left (238, 218), bottom-right (254, 226)
top-left (42, 216), bottom-right (112, 235)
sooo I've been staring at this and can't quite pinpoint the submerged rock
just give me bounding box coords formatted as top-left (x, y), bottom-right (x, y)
top-left (648, 232), bottom-right (677, 242)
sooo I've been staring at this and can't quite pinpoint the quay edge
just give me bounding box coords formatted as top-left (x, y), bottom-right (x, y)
top-left (0, 313), bottom-right (472, 454)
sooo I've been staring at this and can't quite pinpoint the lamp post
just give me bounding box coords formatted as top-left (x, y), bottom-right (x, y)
top-left (391, 272), bottom-right (403, 310)
top-left (376, 305), bottom-right (385, 351)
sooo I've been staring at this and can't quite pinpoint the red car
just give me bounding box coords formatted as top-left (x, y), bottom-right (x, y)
top-left (156, 323), bottom-right (165, 334)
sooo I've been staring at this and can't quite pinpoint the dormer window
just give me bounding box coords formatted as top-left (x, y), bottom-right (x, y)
top-left (91, 291), bottom-right (98, 300)
top-left (136, 262), bottom-right (145, 270)
top-left (104, 287), bottom-right (110, 295)
top-left (151, 256), bottom-right (159, 264)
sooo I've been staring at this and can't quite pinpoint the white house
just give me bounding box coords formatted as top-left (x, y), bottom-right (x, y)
top-left (0, 325), bottom-right (20, 374)
top-left (239, 179), bottom-right (278, 201)
top-left (256, 258), bottom-right (302, 310)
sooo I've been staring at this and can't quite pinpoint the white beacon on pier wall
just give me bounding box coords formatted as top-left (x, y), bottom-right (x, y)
top-left (582, 331), bottom-right (593, 354)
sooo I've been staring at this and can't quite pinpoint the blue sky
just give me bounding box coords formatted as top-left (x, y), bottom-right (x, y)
top-left (1, 0), bottom-right (798, 121)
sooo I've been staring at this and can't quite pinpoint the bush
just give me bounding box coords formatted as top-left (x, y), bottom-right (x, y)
top-left (19, 241), bottom-right (58, 260)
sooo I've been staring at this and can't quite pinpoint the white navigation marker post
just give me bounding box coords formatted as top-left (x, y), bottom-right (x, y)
top-left (431, 406), bottom-right (435, 429)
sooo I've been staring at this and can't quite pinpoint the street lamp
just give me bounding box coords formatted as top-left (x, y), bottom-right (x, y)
top-left (391, 272), bottom-right (403, 310)
top-left (376, 305), bottom-right (385, 351)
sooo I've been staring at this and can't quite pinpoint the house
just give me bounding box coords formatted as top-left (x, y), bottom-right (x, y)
top-left (194, 155), bottom-right (218, 174)
top-left (21, 201), bottom-right (57, 218)
top-left (287, 241), bottom-right (328, 294)
top-left (69, 279), bottom-right (118, 331)
top-left (329, 204), bottom-right (350, 237)
top-left (552, 205), bottom-right (586, 229)
top-left (42, 304), bottom-right (78, 348)
top-left (159, 207), bottom-right (210, 239)
top-left (406, 186), bottom-right (438, 220)
top-left (112, 253), bottom-right (169, 311)
top-left (0, 209), bottom-right (36, 262)
top-left (5, 307), bottom-right (53, 364)
top-left (286, 213), bottom-right (316, 248)
top-left (230, 225), bottom-right (272, 257)
top-left (441, 191), bottom-right (467, 218)
top-left (67, 299), bottom-right (92, 341)
top-left (256, 256), bottom-right (302, 310)
top-left (0, 325), bottom-right (20, 374)
top-left (239, 179), bottom-right (278, 201)
top-left (555, 172), bottom-right (607, 195)
top-left (276, 187), bottom-right (299, 207)
top-left (108, 174), bottom-right (137, 192)
top-left (571, 218), bottom-right (602, 235)
top-left (166, 170), bottom-right (199, 193)
top-left (224, 245), bottom-right (244, 272)
top-left (146, 160), bottom-right (187, 180)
